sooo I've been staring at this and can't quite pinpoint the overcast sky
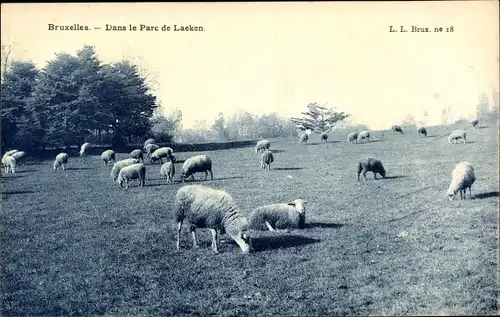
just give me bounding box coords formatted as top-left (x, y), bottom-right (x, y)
top-left (1, 2), bottom-right (499, 130)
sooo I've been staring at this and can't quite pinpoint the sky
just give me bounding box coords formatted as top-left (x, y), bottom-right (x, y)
top-left (1, 2), bottom-right (499, 130)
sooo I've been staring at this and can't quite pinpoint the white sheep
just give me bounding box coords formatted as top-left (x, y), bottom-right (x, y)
top-left (145, 143), bottom-right (160, 157)
top-left (100, 150), bottom-right (116, 166)
top-left (2, 155), bottom-right (17, 174)
top-left (299, 133), bottom-right (309, 144)
top-left (357, 157), bottom-right (386, 181)
top-left (261, 150), bottom-right (274, 171)
top-left (357, 130), bottom-right (370, 143)
top-left (110, 158), bottom-right (140, 182)
top-left (448, 130), bottom-right (467, 144)
top-left (129, 149), bottom-right (144, 163)
top-left (471, 119), bottom-right (479, 128)
top-left (181, 154), bottom-right (213, 182)
top-left (391, 125), bottom-right (404, 135)
top-left (144, 138), bottom-right (155, 150)
top-left (150, 147), bottom-right (174, 164)
top-left (417, 127), bottom-right (427, 138)
top-left (255, 139), bottom-right (271, 153)
top-left (116, 163), bottom-right (146, 189)
top-left (53, 153), bottom-right (69, 171)
top-left (447, 161), bottom-right (476, 201)
top-left (160, 161), bottom-right (175, 184)
top-left (79, 142), bottom-right (91, 156)
top-left (249, 199), bottom-right (308, 232)
top-left (2, 149), bottom-right (19, 160)
top-left (174, 184), bottom-right (252, 254)
top-left (10, 151), bottom-right (25, 161)
top-left (347, 132), bottom-right (358, 144)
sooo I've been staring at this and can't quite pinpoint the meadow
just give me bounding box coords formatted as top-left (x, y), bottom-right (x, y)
top-left (1, 122), bottom-right (499, 316)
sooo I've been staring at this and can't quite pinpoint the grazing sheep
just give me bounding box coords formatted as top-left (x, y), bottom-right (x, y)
top-left (145, 143), bottom-right (160, 157)
top-left (129, 149), bottom-right (144, 163)
top-left (117, 163), bottom-right (146, 189)
top-left (169, 154), bottom-right (177, 163)
top-left (160, 161), bottom-right (175, 184)
top-left (357, 157), bottom-right (386, 181)
top-left (150, 147), bottom-right (174, 164)
top-left (261, 150), bottom-right (274, 171)
top-left (181, 154), bottom-right (213, 182)
top-left (53, 153), bottom-right (69, 171)
top-left (249, 199), bottom-right (308, 232)
top-left (357, 130), bottom-right (370, 143)
top-left (79, 142), bottom-right (91, 156)
top-left (471, 119), bottom-right (479, 128)
top-left (100, 150), bottom-right (116, 166)
top-left (320, 132), bottom-right (328, 143)
top-left (299, 132), bottom-right (309, 144)
top-left (10, 151), bottom-right (25, 161)
top-left (174, 184), bottom-right (252, 254)
top-left (2, 149), bottom-right (19, 160)
top-left (392, 125), bottom-right (404, 135)
top-left (2, 155), bottom-right (16, 174)
top-left (447, 161), bottom-right (476, 200)
top-left (110, 158), bottom-right (140, 182)
top-left (144, 138), bottom-right (155, 150)
top-left (255, 139), bottom-right (271, 153)
top-left (347, 132), bottom-right (358, 144)
top-left (448, 130), bottom-right (467, 144)
top-left (417, 127), bottom-right (427, 138)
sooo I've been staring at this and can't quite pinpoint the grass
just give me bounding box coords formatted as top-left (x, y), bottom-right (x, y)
top-left (1, 122), bottom-right (499, 316)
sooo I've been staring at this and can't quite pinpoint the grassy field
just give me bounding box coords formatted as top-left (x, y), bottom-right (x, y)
top-left (1, 122), bottom-right (499, 316)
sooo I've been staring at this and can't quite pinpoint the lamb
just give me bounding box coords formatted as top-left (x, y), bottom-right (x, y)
top-left (79, 142), bottom-right (91, 156)
top-left (320, 132), bottom-right (328, 143)
top-left (299, 132), bottom-right (309, 144)
top-left (53, 152), bottom-right (69, 171)
top-left (110, 158), bottom-right (140, 182)
top-left (471, 119), bottom-right (479, 128)
top-left (447, 161), bottom-right (476, 200)
top-left (160, 161), bottom-right (175, 184)
top-left (144, 138), bottom-right (155, 150)
top-left (249, 199), bottom-right (308, 232)
top-left (100, 150), bottom-right (116, 166)
top-left (448, 130), bottom-right (467, 144)
top-left (174, 184), bottom-right (252, 254)
top-left (255, 139), bottom-right (271, 153)
top-left (150, 147), bottom-right (174, 164)
top-left (181, 154), bottom-right (213, 182)
top-left (357, 130), bottom-right (370, 143)
top-left (417, 127), bottom-right (427, 138)
top-left (261, 150), bottom-right (274, 171)
top-left (392, 125), bottom-right (404, 135)
top-left (116, 163), bottom-right (146, 189)
top-left (1, 155), bottom-right (16, 174)
top-left (129, 149), bottom-right (144, 163)
top-left (357, 157), bottom-right (386, 181)
top-left (145, 143), bottom-right (160, 157)
top-left (347, 132), bottom-right (358, 144)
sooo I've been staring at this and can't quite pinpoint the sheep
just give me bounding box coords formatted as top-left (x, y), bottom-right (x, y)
top-left (417, 127), bottom-right (427, 138)
top-left (129, 149), bottom-right (144, 163)
top-left (299, 132), bottom-right (309, 144)
top-left (447, 161), bottom-right (476, 200)
top-left (261, 150), bottom-right (274, 171)
top-left (391, 125), bottom-right (404, 135)
top-left (357, 130), bottom-right (370, 143)
top-left (145, 143), bottom-right (160, 157)
top-left (357, 157), bottom-right (386, 181)
top-left (79, 142), bottom-right (91, 156)
top-left (255, 139), bottom-right (271, 153)
top-left (174, 184), bottom-right (252, 254)
top-left (320, 132), bottom-right (328, 143)
top-left (347, 132), bottom-right (358, 144)
top-left (249, 199), bottom-right (308, 232)
top-left (448, 130), bottom-right (467, 144)
top-left (10, 151), bottom-right (25, 164)
top-left (150, 147), bottom-right (174, 164)
top-left (471, 119), bottom-right (479, 128)
top-left (160, 161), bottom-right (175, 184)
top-left (53, 153), bottom-right (69, 171)
top-left (100, 150), bottom-right (116, 166)
top-left (110, 158), bottom-right (140, 182)
top-left (181, 154), bottom-right (213, 182)
top-left (2, 155), bottom-right (16, 174)
top-left (144, 138), bottom-right (155, 150)
top-left (116, 163), bottom-right (146, 189)
top-left (2, 149), bottom-right (19, 160)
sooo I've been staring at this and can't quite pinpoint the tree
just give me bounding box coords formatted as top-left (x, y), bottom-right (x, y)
top-left (476, 92), bottom-right (489, 119)
top-left (1, 43), bottom-right (13, 82)
top-left (211, 112), bottom-right (229, 141)
top-left (441, 105), bottom-right (453, 124)
top-left (290, 102), bottom-right (349, 134)
top-left (150, 107), bottom-right (183, 143)
top-left (401, 113), bottom-right (417, 127)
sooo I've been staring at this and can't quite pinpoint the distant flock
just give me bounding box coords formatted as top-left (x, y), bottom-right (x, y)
top-left (0, 118), bottom-right (486, 254)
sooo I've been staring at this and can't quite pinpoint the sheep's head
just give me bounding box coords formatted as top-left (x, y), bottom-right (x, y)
top-left (379, 166), bottom-right (386, 178)
top-left (447, 188), bottom-right (457, 201)
top-left (287, 199), bottom-right (308, 214)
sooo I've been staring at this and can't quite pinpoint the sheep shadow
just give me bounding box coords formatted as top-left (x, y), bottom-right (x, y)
top-left (274, 167), bottom-right (304, 171)
top-left (472, 191), bottom-right (500, 200)
top-left (1, 190), bottom-right (35, 195)
top-left (327, 140), bottom-right (341, 144)
top-left (476, 126), bottom-right (489, 129)
top-left (426, 134), bottom-right (439, 138)
top-left (270, 149), bottom-right (286, 153)
top-left (250, 234), bottom-right (320, 252)
top-left (66, 167), bottom-right (93, 171)
top-left (367, 139), bottom-right (383, 143)
top-left (305, 222), bottom-right (345, 229)
top-left (383, 175), bottom-right (407, 180)
top-left (16, 169), bottom-right (37, 173)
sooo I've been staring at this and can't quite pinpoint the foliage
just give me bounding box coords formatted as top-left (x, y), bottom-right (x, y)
top-left (150, 107), bottom-right (183, 143)
top-left (290, 102), bottom-right (349, 134)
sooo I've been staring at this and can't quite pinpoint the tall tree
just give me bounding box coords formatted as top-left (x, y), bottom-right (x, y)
top-left (290, 102), bottom-right (349, 134)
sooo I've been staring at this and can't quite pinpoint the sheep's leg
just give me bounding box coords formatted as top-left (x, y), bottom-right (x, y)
top-left (265, 221), bottom-right (276, 232)
top-left (62, 164), bottom-right (66, 171)
top-left (204, 171), bottom-right (208, 180)
top-left (210, 228), bottom-right (219, 254)
top-left (210, 170), bottom-right (213, 180)
top-left (374, 173), bottom-right (378, 180)
top-left (190, 225), bottom-right (199, 248)
top-left (363, 170), bottom-right (368, 181)
top-left (469, 186), bottom-right (472, 198)
top-left (191, 174), bottom-right (195, 181)
top-left (176, 221), bottom-right (183, 250)
top-left (357, 172), bottom-right (361, 181)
